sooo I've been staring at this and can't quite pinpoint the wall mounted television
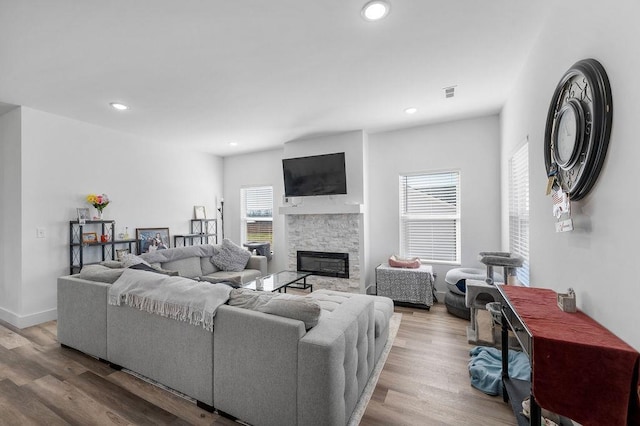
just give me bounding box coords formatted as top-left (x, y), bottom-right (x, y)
top-left (282, 152), bottom-right (347, 197)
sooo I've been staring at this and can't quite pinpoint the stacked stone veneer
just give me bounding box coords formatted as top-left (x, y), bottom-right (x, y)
top-left (287, 213), bottom-right (361, 292)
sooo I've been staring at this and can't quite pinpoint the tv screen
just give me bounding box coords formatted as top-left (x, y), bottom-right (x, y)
top-left (283, 152), bottom-right (347, 197)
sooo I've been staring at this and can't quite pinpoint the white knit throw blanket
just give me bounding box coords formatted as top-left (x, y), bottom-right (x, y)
top-left (108, 268), bottom-right (232, 331)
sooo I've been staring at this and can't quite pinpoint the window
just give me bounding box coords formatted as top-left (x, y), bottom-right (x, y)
top-left (509, 143), bottom-right (530, 285)
top-left (399, 171), bottom-right (460, 264)
top-left (241, 186), bottom-right (273, 245)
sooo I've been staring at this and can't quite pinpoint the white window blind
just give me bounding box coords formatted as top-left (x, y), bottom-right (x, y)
top-left (399, 171), bottom-right (460, 264)
top-left (241, 186), bottom-right (273, 244)
top-left (509, 143), bottom-right (530, 286)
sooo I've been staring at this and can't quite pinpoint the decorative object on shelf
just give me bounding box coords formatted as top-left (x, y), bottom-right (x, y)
top-left (544, 58), bottom-right (613, 202)
top-left (124, 227), bottom-right (130, 240)
top-left (194, 205), bottom-right (206, 219)
top-left (76, 207), bottom-right (90, 225)
top-left (136, 227), bottom-right (170, 253)
top-left (218, 198), bottom-right (224, 239)
top-left (82, 232), bottom-right (98, 243)
top-left (86, 193), bottom-right (110, 219)
top-left (557, 288), bottom-right (577, 313)
top-left (100, 234), bottom-right (110, 243)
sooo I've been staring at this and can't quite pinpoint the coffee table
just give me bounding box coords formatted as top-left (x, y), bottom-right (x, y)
top-left (243, 270), bottom-right (312, 293)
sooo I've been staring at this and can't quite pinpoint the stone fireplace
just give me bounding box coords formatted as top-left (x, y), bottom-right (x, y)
top-left (286, 213), bottom-right (362, 292)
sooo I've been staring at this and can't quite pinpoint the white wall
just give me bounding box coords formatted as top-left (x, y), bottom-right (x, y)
top-left (501, 0), bottom-right (640, 349)
top-left (368, 115), bottom-right (502, 294)
top-left (0, 108), bottom-right (22, 319)
top-left (223, 148), bottom-right (287, 273)
top-left (2, 107), bottom-right (223, 327)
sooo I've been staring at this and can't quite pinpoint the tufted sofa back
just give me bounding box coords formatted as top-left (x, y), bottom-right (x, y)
top-left (297, 294), bottom-right (375, 426)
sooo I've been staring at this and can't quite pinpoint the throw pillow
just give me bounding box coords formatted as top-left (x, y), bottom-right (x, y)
top-left (228, 288), bottom-right (322, 329)
top-left (200, 275), bottom-right (242, 286)
top-left (79, 264), bottom-right (124, 283)
top-left (100, 260), bottom-right (124, 269)
top-left (120, 253), bottom-right (152, 268)
top-left (212, 239), bottom-right (251, 272)
top-left (257, 294), bottom-right (322, 329)
top-left (129, 262), bottom-right (179, 276)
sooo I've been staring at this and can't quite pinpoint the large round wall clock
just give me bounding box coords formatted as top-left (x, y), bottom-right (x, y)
top-left (544, 58), bottom-right (613, 201)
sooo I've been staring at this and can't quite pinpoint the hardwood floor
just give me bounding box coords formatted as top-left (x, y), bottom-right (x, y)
top-left (0, 302), bottom-right (516, 425)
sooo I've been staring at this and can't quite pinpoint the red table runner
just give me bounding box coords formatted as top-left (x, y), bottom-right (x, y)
top-left (501, 285), bottom-right (640, 426)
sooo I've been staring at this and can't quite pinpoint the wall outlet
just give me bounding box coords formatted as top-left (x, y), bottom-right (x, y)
top-left (36, 227), bottom-right (46, 238)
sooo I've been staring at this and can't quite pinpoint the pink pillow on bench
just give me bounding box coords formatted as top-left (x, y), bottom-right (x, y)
top-left (388, 255), bottom-right (421, 269)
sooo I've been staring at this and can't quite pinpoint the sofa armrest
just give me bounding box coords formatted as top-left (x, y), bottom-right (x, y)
top-left (57, 275), bottom-right (109, 359)
top-left (246, 255), bottom-right (267, 276)
top-left (214, 305), bottom-right (305, 426)
top-left (297, 296), bottom-right (375, 426)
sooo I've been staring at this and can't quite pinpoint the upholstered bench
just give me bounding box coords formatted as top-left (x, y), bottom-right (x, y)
top-left (308, 289), bottom-right (394, 361)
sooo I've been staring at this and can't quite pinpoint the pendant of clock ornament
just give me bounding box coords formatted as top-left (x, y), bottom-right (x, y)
top-left (543, 58), bottom-right (613, 201)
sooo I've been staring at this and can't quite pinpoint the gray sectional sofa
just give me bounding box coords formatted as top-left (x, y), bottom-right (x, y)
top-left (57, 244), bottom-right (394, 426)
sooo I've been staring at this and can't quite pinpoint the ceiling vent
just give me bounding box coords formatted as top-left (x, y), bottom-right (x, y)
top-left (444, 86), bottom-right (456, 99)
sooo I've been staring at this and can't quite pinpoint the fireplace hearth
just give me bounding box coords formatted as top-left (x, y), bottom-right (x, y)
top-left (297, 251), bottom-right (349, 278)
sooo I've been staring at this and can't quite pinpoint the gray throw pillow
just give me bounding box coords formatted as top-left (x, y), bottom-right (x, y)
top-left (79, 264), bottom-right (124, 283)
top-left (212, 239), bottom-right (251, 272)
top-left (228, 288), bottom-right (321, 329)
top-left (200, 275), bottom-right (242, 285)
top-left (120, 253), bottom-right (152, 268)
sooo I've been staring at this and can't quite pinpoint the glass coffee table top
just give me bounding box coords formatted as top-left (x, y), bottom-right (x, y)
top-left (243, 270), bottom-right (311, 292)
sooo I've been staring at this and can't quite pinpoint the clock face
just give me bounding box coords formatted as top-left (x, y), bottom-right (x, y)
top-left (544, 59), bottom-right (613, 201)
top-left (555, 104), bottom-right (578, 166)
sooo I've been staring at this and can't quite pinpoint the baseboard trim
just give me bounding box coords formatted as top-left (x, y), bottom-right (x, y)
top-left (0, 307), bottom-right (57, 329)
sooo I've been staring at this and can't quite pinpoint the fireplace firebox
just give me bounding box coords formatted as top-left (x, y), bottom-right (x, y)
top-left (297, 251), bottom-right (349, 278)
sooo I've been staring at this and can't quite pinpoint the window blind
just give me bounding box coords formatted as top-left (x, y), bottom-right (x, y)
top-left (399, 171), bottom-right (460, 263)
top-left (509, 143), bottom-right (530, 285)
top-left (241, 186), bottom-right (273, 244)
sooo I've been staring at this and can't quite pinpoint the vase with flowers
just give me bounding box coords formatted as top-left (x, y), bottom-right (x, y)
top-left (87, 193), bottom-right (110, 220)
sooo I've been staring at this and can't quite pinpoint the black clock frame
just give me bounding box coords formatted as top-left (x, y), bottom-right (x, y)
top-left (544, 58), bottom-right (613, 201)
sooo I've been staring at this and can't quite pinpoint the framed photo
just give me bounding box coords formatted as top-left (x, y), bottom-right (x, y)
top-left (77, 207), bottom-right (90, 224)
top-left (116, 248), bottom-right (130, 260)
top-left (194, 205), bottom-right (206, 219)
top-left (137, 227), bottom-right (170, 254)
top-left (82, 232), bottom-right (98, 243)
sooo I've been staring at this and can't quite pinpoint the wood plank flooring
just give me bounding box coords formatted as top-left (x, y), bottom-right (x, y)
top-left (0, 302), bottom-right (516, 425)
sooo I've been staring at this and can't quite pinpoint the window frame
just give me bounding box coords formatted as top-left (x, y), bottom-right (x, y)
top-left (509, 142), bottom-right (530, 286)
top-left (240, 185), bottom-right (274, 245)
top-left (399, 169), bottom-right (461, 265)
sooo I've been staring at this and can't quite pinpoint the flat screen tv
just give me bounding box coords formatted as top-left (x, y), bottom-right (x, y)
top-left (282, 152), bottom-right (347, 197)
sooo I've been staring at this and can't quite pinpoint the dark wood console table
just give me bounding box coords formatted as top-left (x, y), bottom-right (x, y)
top-left (498, 285), bottom-right (639, 426)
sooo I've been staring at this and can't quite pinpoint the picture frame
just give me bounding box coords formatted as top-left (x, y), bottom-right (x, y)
top-left (82, 232), bottom-right (98, 243)
top-left (116, 248), bottom-right (130, 260)
top-left (136, 227), bottom-right (170, 254)
top-left (194, 205), bottom-right (206, 219)
top-left (77, 207), bottom-right (90, 224)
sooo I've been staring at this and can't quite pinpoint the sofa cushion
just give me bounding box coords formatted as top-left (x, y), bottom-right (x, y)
top-left (161, 257), bottom-right (203, 279)
top-left (228, 288), bottom-right (321, 329)
top-left (212, 239), bottom-right (251, 272)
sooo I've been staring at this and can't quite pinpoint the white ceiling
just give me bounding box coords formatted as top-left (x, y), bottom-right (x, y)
top-left (0, 1), bottom-right (551, 156)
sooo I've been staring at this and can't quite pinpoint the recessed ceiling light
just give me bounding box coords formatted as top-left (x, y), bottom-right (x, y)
top-left (229, 142), bottom-right (238, 147)
top-left (404, 107), bottom-right (418, 114)
top-left (110, 102), bottom-right (129, 110)
top-left (361, 1), bottom-right (390, 21)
